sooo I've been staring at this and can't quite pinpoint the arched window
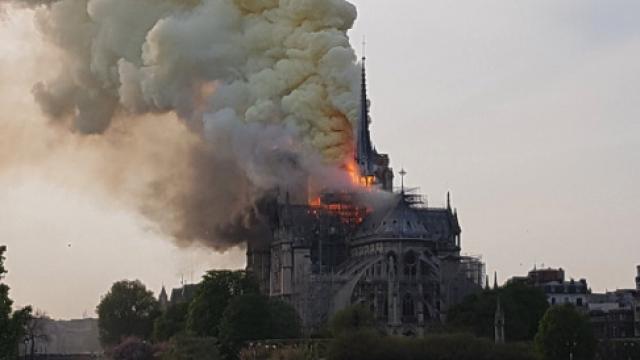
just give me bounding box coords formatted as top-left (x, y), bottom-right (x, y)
top-left (402, 294), bottom-right (415, 317)
top-left (384, 298), bottom-right (389, 317)
top-left (403, 251), bottom-right (417, 278)
top-left (423, 302), bottom-right (431, 319)
top-left (420, 260), bottom-right (430, 276)
top-left (387, 252), bottom-right (398, 276)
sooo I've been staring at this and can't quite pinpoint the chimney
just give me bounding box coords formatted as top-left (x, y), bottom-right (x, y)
top-left (636, 265), bottom-right (640, 291)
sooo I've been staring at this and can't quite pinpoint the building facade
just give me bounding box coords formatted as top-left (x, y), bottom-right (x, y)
top-left (246, 58), bottom-right (484, 335)
top-left (589, 289), bottom-right (640, 340)
top-left (509, 267), bottom-right (590, 308)
top-left (510, 266), bottom-right (640, 342)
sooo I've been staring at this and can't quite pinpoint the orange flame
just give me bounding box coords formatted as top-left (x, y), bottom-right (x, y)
top-left (309, 197), bottom-right (322, 206)
top-left (345, 159), bottom-right (376, 188)
top-left (305, 160), bottom-right (375, 225)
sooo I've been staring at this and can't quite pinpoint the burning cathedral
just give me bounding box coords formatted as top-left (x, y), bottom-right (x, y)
top-left (246, 57), bottom-right (485, 336)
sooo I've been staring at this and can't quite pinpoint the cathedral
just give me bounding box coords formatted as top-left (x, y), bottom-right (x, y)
top-left (246, 57), bottom-right (484, 336)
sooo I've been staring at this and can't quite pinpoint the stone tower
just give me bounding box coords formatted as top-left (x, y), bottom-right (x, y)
top-left (494, 296), bottom-right (505, 344)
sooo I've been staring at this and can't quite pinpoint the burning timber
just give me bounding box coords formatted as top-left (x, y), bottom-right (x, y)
top-left (246, 57), bottom-right (485, 336)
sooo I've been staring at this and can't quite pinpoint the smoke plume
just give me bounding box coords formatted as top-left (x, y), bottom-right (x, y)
top-left (3, 0), bottom-right (362, 250)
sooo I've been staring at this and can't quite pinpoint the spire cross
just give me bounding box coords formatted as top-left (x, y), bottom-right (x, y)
top-left (399, 168), bottom-right (407, 193)
top-left (362, 36), bottom-right (366, 60)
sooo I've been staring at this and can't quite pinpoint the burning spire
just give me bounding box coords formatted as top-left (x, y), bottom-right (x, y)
top-left (356, 54), bottom-right (375, 177)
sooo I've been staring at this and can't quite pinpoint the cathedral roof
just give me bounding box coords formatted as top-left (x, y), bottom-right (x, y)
top-left (356, 193), bottom-right (430, 239)
top-left (354, 192), bottom-right (461, 243)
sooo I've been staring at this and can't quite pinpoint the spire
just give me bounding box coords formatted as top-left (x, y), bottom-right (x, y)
top-left (447, 192), bottom-right (451, 210)
top-left (159, 285), bottom-right (169, 310)
top-left (356, 55), bottom-right (374, 176)
top-left (493, 271), bottom-right (499, 289)
top-left (399, 168), bottom-right (407, 193)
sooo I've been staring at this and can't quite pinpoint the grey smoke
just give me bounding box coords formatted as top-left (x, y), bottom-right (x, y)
top-left (5, 0), bottom-right (363, 249)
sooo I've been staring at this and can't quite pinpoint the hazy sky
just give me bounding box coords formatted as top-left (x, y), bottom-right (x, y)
top-left (1, 1), bottom-right (639, 319)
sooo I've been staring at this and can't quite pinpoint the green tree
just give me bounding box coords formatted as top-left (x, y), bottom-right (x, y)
top-left (0, 246), bottom-right (32, 360)
top-left (161, 336), bottom-right (220, 360)
top-left (535, 304), bottom-right (596, 360)
top-left (329, 304), bottom-right (376, 337)
top-left (24, 309), bottom-right (51, 359)
top-left (187, 270), bottom-right (258, 337)
top-left (154, 302), bottom-right (189, 342)
top-left (268, 299), bottom-right (302, 339)
top-left (97, 280), bottom-right (160, 347)
top-left (328, 332), bottom-right (539, 360)
top-left (448, 282), bottom-right (549, 341)
top-left (111, 337), bottom-right (154, 360)
top-left (327, 328), bottom-right (383, 360)
top-left (218, 294), bottom-right (272, 360)
top-left (216, 295), bottom-right (301, 360)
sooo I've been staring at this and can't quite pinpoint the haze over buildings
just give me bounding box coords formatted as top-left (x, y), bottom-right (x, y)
top-left (0, 1), bottom-right (639, 319)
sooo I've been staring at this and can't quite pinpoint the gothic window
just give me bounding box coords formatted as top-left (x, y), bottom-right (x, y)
top-left (403, 251), bottom-right (417, 278)
top-left (423, 300), bottom-right (431, 319)
top-left (402, 293), bottom-right (415, 317)
top-left (384, 298), bottom-right (389, 317)
top-left (387, 252), bottom-right (397, 276)
top-left (369, 293), bottom-right (376, 315)
top-left (420, 260), bottom-right (430, 276)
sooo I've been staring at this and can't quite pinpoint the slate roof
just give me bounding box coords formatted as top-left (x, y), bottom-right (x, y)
top-left (354, 193), bottom-right (460, 243)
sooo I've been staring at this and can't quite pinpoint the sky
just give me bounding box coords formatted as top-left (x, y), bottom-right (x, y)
top-left (1, 1), bottom-right (640, 319)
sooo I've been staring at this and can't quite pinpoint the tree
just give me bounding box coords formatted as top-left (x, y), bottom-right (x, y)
top-left (218, 294), bottom-right (272, 360)
top-left (161, 336), bottom-right (220, 360)
top-left (187, 270), bottom-right (258, 337)
top-left (268, 300), bottom-right (301, 339)
top-left (329, 304), bottom-right (376, 337)
top-left (327, 332), bottom-right (539, 360)
top-left (0, 245), bottom-right (32, 360)
top-left (327, 328), bottom-right (383, 360)
top-left (447, 282), bottom-right (549, 341)
top-left (535, 304), bottom-right (596, 360)
top-left (111, 337), bottom-right (155, 360)
top-left (97, 280), bottom-right (160, 347)
top-left (153, 302), bottom-right (189, 342)
top-left (24, 309), bottom-right (50, 360)
top-left (215, 295), bottom-right (301, 360)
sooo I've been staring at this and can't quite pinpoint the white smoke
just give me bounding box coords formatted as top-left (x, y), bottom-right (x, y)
top-left (5, 0), bottom-right (363, 249)
top-left (26, 0), bottom-right (360, 159)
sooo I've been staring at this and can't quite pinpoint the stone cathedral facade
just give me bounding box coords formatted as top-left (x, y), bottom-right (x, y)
top-left (247, 58), bottom-right (484, 336)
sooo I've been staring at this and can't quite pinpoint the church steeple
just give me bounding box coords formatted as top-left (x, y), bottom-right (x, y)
top-left (356, 55), bottom-right (374, 176)
top-left (159, 285), bottom-right (168, 311)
